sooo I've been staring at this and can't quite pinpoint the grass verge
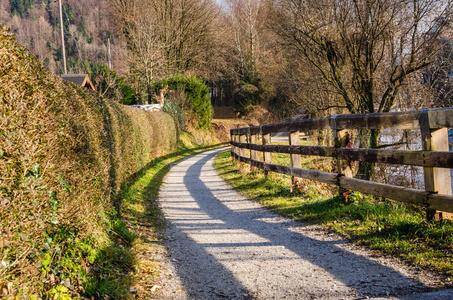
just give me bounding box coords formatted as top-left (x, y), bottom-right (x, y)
top-left (88, 142), bottom-right (227, 298)
top-left (214, 149), bottom-right (453, 282)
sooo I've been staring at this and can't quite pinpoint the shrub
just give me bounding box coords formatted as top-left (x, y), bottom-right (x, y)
top-left (84, 62), bottom-right (137, 105)
top-left (162, 100), bottom-right (185, 129)
top-left (154, 75), bottom-right (214, 129)
top-left (0, 27), bottom-right (178, 297)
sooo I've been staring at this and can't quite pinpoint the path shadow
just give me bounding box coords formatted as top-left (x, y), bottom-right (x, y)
top-left (165, 220), bottom-right (254, 299)
top-left (162, 148), bottom-right (433, 299)
top-left (119, 142), bottom-right (229, 205)
top-left (84, 144), bottom-right (228, 298)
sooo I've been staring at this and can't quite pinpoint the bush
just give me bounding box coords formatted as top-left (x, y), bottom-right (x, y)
top-left (0, 28), bottom-right (178, 297)
top-left (154, 75), bottom-right (214, 129)
top-left (162, 100), bottom-right (185, 129)
top-left (84, 62), bottom-right (136, 105)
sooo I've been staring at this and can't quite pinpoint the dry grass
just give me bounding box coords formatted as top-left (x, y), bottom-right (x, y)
top-left (0, 27), bottom-right (178, 298)
top-left (211, 118), bottom-right (259, 143)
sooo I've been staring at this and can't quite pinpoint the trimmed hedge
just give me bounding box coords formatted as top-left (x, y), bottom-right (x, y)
top-left (0, 28), bottom-right (178, 297)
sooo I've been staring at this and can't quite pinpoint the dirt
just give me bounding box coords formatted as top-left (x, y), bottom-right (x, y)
top-left (153, 147), bottom-right (453, 299)
top-left (211, 119), bottom-right (259, 143)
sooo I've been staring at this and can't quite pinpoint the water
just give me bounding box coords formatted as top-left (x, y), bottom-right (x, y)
top-left (369, 129), bottom-right (453, 196)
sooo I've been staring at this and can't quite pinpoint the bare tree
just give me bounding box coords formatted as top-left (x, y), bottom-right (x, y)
top-left (275, 0), bottom-right (452, 114)
top-left (273, 0), bottom-right (453, 178)
top-left (111, 0), bottom-right (164, 102)
top-left (111, 0), bottom-right (220, 103)
top-left (220, 0), bottom-right (283, 112)
top-left (227, 0), bottom-right (266, 80)
top-left (150, 0), bottom-right (219, 76)
top-left (424, 36), bottom-right (453, 108)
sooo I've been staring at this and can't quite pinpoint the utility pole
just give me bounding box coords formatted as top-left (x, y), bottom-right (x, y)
top-left (58, 0), bottom-right (67, 74)
top-left (107, 37), bottom-right (112, 69)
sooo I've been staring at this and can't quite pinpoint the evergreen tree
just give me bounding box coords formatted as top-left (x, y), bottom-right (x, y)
top-left (10, 0), bottom-right (34, 17)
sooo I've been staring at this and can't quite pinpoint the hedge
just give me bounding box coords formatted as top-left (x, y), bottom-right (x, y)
top-left (0, 27), bottom-right (178, 297)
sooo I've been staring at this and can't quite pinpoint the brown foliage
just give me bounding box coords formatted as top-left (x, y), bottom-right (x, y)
top-left (0, 27), bottom-right (178, 296)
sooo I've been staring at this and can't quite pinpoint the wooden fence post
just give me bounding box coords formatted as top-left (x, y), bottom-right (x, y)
top-left (239, 133), bottom-right (247, 162)
top-left (262, 128), bottom-right (272, 177)
top-left (250, 130), bottom-right (257, 172)
top-left (231, 130), bottom-right (236, 159)
top-left (420, 111), bottom-right (453, 221)
top-left (332, 117), bottom-right (353, 202)
top-left (289, 130), bottom-right (301, 192)
top-left (235, 132), bottom-right (240, 157)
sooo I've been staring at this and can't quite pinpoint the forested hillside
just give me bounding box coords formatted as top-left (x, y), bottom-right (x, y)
top-left (0, 0), bottom-right (124, 75)
top-left (1, 0), bottom-right (452, 118)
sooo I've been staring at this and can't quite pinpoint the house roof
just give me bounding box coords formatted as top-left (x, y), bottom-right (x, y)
top-left (60, 74), bottom-right (95, 90)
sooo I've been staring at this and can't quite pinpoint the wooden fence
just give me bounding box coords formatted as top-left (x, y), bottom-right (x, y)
top-left (230, 108), bottom-right (453, 221)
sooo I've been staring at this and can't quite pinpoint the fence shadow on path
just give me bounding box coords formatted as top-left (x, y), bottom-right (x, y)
top-left (162, 148), bottom-right (433, 299)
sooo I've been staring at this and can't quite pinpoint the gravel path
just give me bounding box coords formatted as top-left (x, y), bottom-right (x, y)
top-left (156, 148), bottom-right (452, 299)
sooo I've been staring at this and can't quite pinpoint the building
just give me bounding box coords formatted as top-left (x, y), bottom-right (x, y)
top-left (60, 74), bottom-right (95, 91)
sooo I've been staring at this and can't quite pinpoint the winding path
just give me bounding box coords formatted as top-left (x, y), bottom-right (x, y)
top-left (157, 147), bottom-right (451, 299)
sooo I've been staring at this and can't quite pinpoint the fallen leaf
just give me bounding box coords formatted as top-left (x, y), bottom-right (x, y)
top-left (151, 285), bottom-right (161, 292)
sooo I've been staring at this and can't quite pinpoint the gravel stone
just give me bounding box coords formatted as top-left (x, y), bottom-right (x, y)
top-left (156, 148), bottom-right (452, 299)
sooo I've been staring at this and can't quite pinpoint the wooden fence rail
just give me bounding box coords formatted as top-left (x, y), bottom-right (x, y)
top-left (230, 108), bottom-right (453, 221)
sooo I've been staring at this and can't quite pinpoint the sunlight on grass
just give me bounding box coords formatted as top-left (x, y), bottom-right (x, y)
top-left (114, 143), bottom-right (226, 297)
top-left (215, 149), bottom-right (453, 279)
